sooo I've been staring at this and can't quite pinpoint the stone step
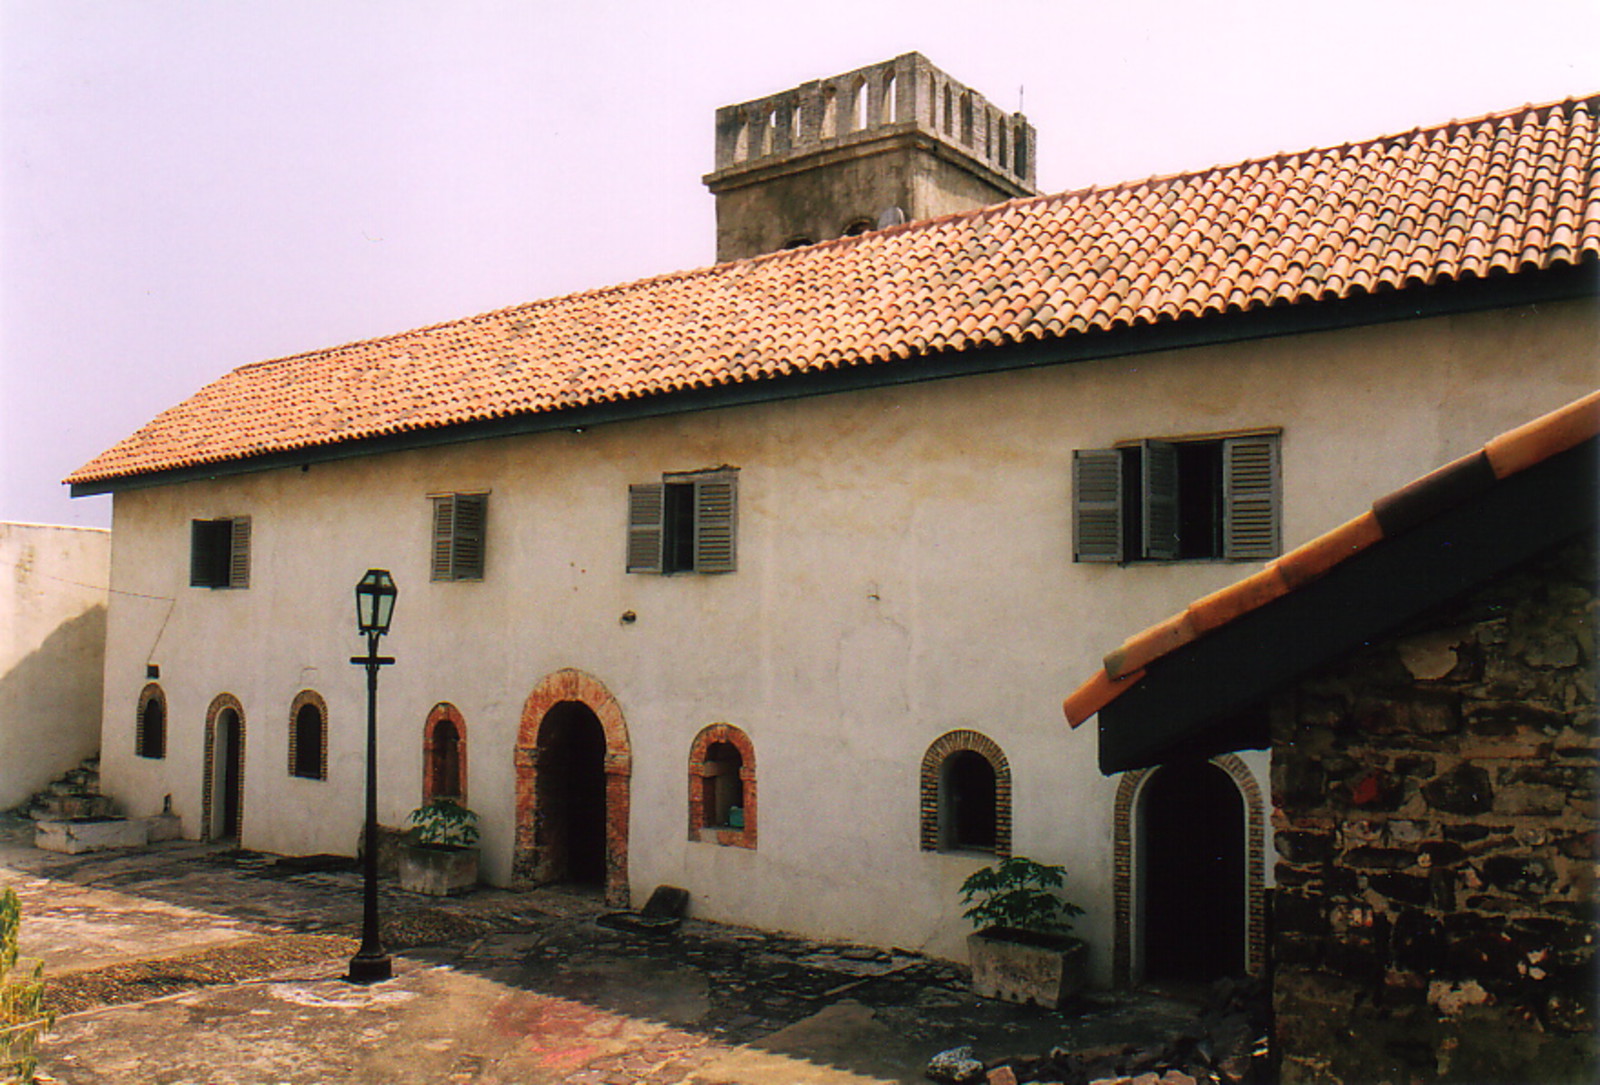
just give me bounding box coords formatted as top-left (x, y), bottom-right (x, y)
top-left (64, 768), bottom-right (100, 790)
top-left (28, 794), bottom-right (118, 821)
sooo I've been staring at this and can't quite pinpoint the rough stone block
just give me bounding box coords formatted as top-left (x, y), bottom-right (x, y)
top-left (35, 817), bottom-right (150, 854)
top-left (143, 813), bottom-right (183, 842)
top-left (1422, 763), bottom-right (1494, 814)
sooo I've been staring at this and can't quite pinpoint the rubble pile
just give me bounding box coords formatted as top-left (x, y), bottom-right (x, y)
top-left (929, 976), bottom-right (1272, 1085)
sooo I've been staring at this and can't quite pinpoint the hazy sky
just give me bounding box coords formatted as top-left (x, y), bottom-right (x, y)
top-left (4, 0), bottom-right (1598, 529)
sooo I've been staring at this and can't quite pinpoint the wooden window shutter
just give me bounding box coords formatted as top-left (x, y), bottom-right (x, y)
top-left (451, 495), bottom-right (487, 579)
top-left (1223, 435), bottom-right (1281, 559)
top-left (1140, 440), bottom-right (1180, 560)
top-left (227, 517), bottom-right (252, 588)
top-left (626, 484), bottom-right (665, 573)
top-left (692, 473), bottom-right (737, 573)
top-left (1072, 449), bottom-right (1124, 562)
top-left (430, 496), bottom-right (456, 581)
top-left (189, 521), bottom-right (211, 586)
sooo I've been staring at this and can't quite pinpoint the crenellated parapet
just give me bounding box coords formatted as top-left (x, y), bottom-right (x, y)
top-left (710, 53), bottom-right (1036, 190)
top-left (704, 54), bottom-right (1039, 261)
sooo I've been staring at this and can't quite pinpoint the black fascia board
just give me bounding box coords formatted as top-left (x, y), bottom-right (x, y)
top-left (1097, 437), bottom-right (1599, 775)
top-left (71, 261), bottom-right (1596, 497)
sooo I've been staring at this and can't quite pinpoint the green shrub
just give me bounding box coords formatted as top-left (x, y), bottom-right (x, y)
top-left (1, 887), bottom-right (53, 1084)
top-left (405, 797), bottom-right (480, 849)
top-left (959, 856), bottom-right (1084, 936)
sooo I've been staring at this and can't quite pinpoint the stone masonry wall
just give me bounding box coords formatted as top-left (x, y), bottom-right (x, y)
top-left (1271, 535), bottom-right (1596, 1084)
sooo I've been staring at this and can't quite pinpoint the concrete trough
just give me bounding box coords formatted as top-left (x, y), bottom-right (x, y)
top-left (35, 816), bottom-right (150, 855)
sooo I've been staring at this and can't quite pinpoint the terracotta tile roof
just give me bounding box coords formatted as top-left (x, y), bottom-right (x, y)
top-left (1063, 390), bottom-right (1600, 728)
top-left (69, 95), bottom-right (1600, 487)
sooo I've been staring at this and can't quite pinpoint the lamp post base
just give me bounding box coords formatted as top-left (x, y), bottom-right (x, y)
top-left (347, 952), bottom-right (392, 984)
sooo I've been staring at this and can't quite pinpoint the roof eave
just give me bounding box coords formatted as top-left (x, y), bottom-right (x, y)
top-left (69, 261), bottom-right (1598, 497)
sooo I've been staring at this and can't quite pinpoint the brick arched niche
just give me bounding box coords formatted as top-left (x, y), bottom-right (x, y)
top-left (136, 682), bottom-right (167, 759)
top-left (514, 669), bottom-right (632, 906)
top-left (1112, 753), bottom-right (1266, 986)
top-left (202, 693), bottom-right (246, 843)
top-left (688, 723), bottom-right (757, 849)
top-left (919, 730), bottom-right (1012, 857)
top-left (422, 702), bottom-right (467, 804)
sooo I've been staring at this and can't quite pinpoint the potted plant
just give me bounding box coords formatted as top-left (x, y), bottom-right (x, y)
top-left (397, 797), bottom-right (480, 896)
top-left (961, 855), bottom-right (1087, 1007)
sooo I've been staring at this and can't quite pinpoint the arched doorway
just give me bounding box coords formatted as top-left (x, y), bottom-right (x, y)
top-left (535, 702), bottom-right (608, 887)
top-left (203, 694), bottom-right (246, 842)
top-left (1139, 759), bottom-right (1246, 982)
top-left (515, 669), bottom-right (632, 905)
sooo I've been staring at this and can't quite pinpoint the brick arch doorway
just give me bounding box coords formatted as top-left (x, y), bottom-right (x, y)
top-left (1112, 753), bottom-right (1266, 986)
top-left (1141, 759), bottom-right (1246, 982)
top-left (203, 693), bottom-right (246, 842)
top-left (515, 670), bottom-right (631, 906)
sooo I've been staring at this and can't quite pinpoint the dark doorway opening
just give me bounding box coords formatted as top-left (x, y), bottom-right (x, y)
top-left (1141, 759), bottom-right (1245, 982)
top-left (215, 708), bottom-right (243, 840)
top-left (536, 701), bottom-right (608, 887)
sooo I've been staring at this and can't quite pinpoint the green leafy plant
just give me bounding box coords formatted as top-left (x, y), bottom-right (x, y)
top-left (405, 797), bottom-right (480, 849)
top-left (960, 856), bottom-right (1084, 937)
top-left (2, 887), bottom-right (53, 1084)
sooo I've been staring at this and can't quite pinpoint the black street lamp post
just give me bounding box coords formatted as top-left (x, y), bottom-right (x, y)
top-left (349, 568), bottom-right (397, 984)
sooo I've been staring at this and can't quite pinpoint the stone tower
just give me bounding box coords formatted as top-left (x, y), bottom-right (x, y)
top-left (703, 53), bottom-right (1039, 262)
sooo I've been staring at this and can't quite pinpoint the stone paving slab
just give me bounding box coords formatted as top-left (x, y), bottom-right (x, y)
top-left (0, 814), bottom-right (1206, 1084)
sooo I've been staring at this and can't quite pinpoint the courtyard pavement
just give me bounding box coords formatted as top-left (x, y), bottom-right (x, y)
top-left (0, 815), bottom-right (1200, 1084)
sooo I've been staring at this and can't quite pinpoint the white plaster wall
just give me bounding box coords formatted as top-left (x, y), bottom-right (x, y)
top-left (1, 522), bottom-right (112, 809)
top-left (95, 300), bottom-right (1598, 983)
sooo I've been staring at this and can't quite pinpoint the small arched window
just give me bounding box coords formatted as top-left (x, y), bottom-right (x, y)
top-left (821, 86), bottom-right (839, 139)
top-left (688, 724), bottom-right (756, 848)
top-left (423, 703), bottom-right (467, 803)
top-left (942, 749), bottom-right (996, 849)
top-left (880, 72), bottom-right (897, 124)
top-left (289, 691), bottom-right (327, 781)
top-left (920, 730), bottom-right (1012, 856)
top-left (136, 683), bottom-right (167, 759)
top-left (841, 219), bottom-right (873, 238)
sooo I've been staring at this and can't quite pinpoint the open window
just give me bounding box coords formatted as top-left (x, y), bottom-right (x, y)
top-left (430, 493), bottom-right (488, 581)
top-left (627, 468), bottom-right (738, 574)
top-left (190, 516), bottom-right (250, 588)
top-left (920, 730), bottom-right (1012, 856)
top-left (289, 691), bottom-right (327, 781)
top-left (136, 683), bottom-right (167, 759)
top-left (1074, 432), bottom-right (1280, 563)
top-left (688, 724), bottom-right (756, 848)
top-left (423, 703), bottom-right (467, 802)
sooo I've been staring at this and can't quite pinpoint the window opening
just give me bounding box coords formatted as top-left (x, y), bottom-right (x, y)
top-left (432, 719), bottom-right (462, 798)
top-left (702, 741), bottom-right (745, 828)
top-left (841, 219), bottom-right (873, 237)
top-left (941, 749), bottom-right (997, 850)
top-left (1074, 432), bottom-right (1280, 563)
top-left (431, 493), bottom-right (487, 581)
top-left (881, 72), bottom-right (897, 124)
top-left (781, 236), bottom-right (815, 249)
top-left (137, 685), bottom-right (167, 759)
top-left (1013, 121), bottom-right (1028, 176)
top-left (821, 87), bottom-right (838, 138)
top-left (960, 92), bottom-right (974, 145)
top-left (290, 699), bottom-right (326, 780)
top-left (190, 517), bottom-right (250, 589)
top-left (852, 78), bottom-right (868, 131)
top-left (627, 468), bottom-right (738, 574)
top-left (688, 724), bottom-right (756, 848)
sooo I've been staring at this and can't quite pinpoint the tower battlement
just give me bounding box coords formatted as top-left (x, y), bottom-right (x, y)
top-left (704, 54), bottom-right (1039, 261)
